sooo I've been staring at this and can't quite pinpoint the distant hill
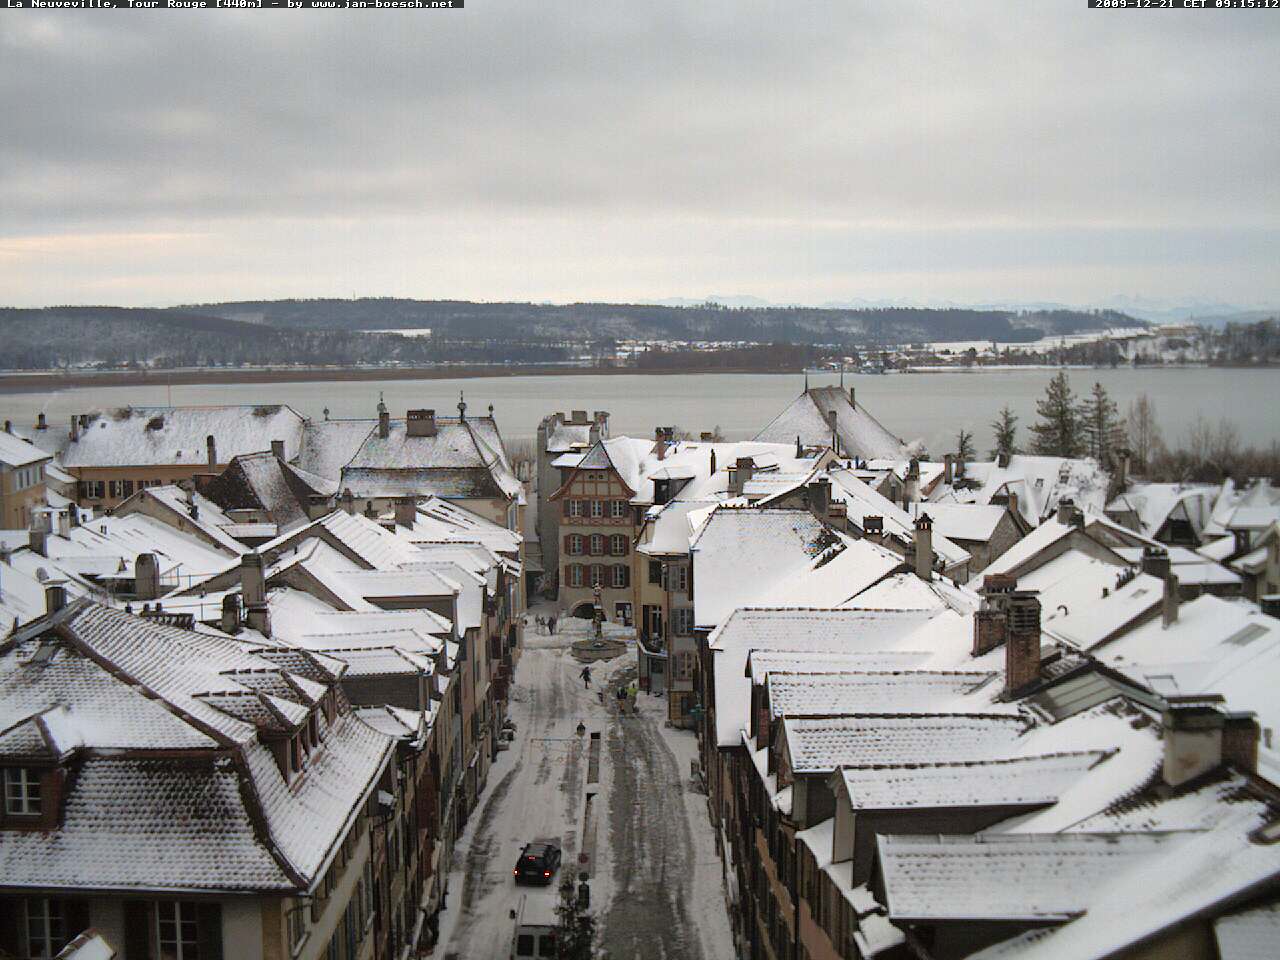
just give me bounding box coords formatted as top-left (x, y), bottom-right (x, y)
top-left (188, 298), bottom-right (1138, 344)
top-left (0, 299), bottom-right (1143, 371)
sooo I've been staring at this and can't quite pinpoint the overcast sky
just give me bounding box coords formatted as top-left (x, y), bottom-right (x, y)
top-left (1, 1), bottom-right (1277, 308)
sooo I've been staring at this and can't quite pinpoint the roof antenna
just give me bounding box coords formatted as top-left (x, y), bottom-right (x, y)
top-left (839, 362), bottom-right (844, 388)
top-left (804, 370), bottom-right (809, 392)
top-left (458, 391), bottom-right (467, 419)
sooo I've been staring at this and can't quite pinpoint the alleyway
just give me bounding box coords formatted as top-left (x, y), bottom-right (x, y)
top-left (436, 623), bottom-right (735, 960)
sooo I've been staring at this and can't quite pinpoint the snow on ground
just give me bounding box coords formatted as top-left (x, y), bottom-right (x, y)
top-left (434, 616), bottom-right (734, 960)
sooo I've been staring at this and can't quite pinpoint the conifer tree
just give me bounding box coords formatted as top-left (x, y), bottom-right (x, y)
top-left (555, 877), bottom-right (597, 960)
top-left (990, 406), bottom-right (1018, 460)
top-left (956, 428), bottom-right (976, 463)
top-left (1081, 381), bottom-right (1125, 465)
top-left (1029, 371), bottom-right (1084, 457)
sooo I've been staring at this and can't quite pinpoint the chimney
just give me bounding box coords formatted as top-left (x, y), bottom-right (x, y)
top-left (572, 410), bottom-right (588, 425)
top-left (45, 582), bottom-right (67, 615)
top-left (1162, 573), bottom-right (1180, 628)
top-left (943, 454), bottom-right (954, 486)
top-left (56, 508), bottom-right (71, 539)
top-left (700, 432), bottom-right (715, 442)
top-left (591, 411), bottom-right (608, 444)
top-left (1222, 712), bottom-right (1260, 775)
top-left (732, 457), bottom-right (756, 497)
top-left (1117, 448), bottom-right (1131, 492)
top-left (863, 515), bottom-right (884, 539)
top-left (849, 387), bottom-right (856, 407)
top-left (220, 593), bottom-right (241, 634)
top-left (997, 451), bottom-right (1011, 469)
top-left (135, 553), bottom-right (160, 600)
top-left (206, 435), bottom-right (217, 469)
top-left (973, 574), bottom-right (1017, 656)
top-left (378, 402), bottom-right (390, 439)
top-left (1140, 546), bottom-right (1171, 581)
top-left (913, 514), bottom-right (934, 581)
top-left (270, 439), bottom-right (285, 459)
top-left (826, 408), bottom-right (839, 447)
top-left (904, 459), bottom-right (920, 506)
top-left (37, 412), bottom-right (47, 431)
top-left (68, 414), bottom-right (78, 442)
top-left (28, 512), bottom-right (50, 557)
top-left (654, 427), bottom-right (674, 461)
top-left (394, 496), bottom-right (417, 528)
top-left (1006, 490), bottom-right (1020, 522)
top-left (406, 409), bottom-right (437, 438)
top-left (241, 552), bottom-right (270, 636)
top-left (709, 449), bottom-right (717, 476)
top-left (807, 479), bottom-right (831, 521)
top-left (1162, 697), bottom-right (1225, 788)
top-left (67, 504), bottom-right (78, 529)
top-left (1056, 498), bottom-right (1075, 525)
top-left (341, 488), bottom-right (356, 514)
top-left (2, 420), bottom-right (9, 434)
top-left (1004, 591), bottom-right (1042, 696)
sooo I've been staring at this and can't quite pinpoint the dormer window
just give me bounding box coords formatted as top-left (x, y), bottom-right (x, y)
top-left (3, 767), bottom-right (42, 816)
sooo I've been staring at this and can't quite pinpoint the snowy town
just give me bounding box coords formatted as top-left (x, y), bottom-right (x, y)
top-left (0, 380), bottom-right (1277, 960)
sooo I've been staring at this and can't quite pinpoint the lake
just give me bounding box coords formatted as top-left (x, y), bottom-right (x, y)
top-left (0, 367), bottom-right (1275, 457)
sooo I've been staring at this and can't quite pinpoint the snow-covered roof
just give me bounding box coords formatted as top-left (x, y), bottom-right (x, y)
top-left (0, 601), bottom-right (393, 894)
top-left (544, 420), bottom-right (594, 453)
top-left (202, 452), bottom-right (337, 532)
top-left (1041, 569), bottom-right (1164, 651)
top-left (296, 418), bottom-right (376, 483)
top-left (708, 607), bottom-right (937, 747)
top-left (961, 455), bottom-right (1110, 525)
top-left (766, 670), bottom-right (999, 719)
top-left (61, 405), bottom-right (305, 468)
top-left (1216, 903), bottom-right (1280, 960)
top-left (1106, 482), bottom-right (1218, 541)
top-left (782, 713), bottom-right (1027, 773)
top-left (907, 503), bottom-right (1010, 543)
top-left (754, 386), bottom-right (910, 460)
top-left (878, 831), bottom-right (1177, 922)
top-left (342, 415), bottom-right (520, 501)
top-left (0, 429), bottom-right (52, 468)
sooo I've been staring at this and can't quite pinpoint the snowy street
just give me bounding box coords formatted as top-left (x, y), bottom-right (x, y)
top-left (435, 621), bottom-right (736, 960)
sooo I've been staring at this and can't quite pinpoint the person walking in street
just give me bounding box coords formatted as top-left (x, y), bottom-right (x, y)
top-left (580, 665), bottom-right (592, 688)
top-left (627, 681), bottom-right (639, 715)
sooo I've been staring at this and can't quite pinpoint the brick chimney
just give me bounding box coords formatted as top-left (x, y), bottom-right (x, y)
top-left (731, 457), bottom-right (755, 497)
top-left (1162, 573), bottom-right (1180, 628)
top-left (377, 401), bottom-right (390, 439)
top-left (206, 435), bottom-right (217, 469)
top-left (241, 552), bottom-right (270, 637)
top-left (1141, 546), bottom-right (1171, 581)
top-left (913, 513), bottom-right (934, 581)
top-left (135, 553), bottom-right (160, 600)
top-left (220, 593), bottom-right (241, 634)
top-left (654, 427), bottom-right (674, 461)
top-left (407, 409), bottom-right (437, 438)
top-left (1222, 712), bottom-right (1260, 775)
top-left (1004, 591), bottom-right (1042, 696)
top-left (1162, 697), bottom-right (1226, 788)
top-left (394, 496), bottom-right (417, 528)
top-left (45, 582), bottom-right (67, 615)
top-left (807, 479), bottom-right (831, 521)
top-left (270, 439), bottom-right (285, 459)
top-left (973, 573), bottom-right (1017, 655)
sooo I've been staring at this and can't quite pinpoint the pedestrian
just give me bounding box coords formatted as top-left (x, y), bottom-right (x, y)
top-left (627, 681), bottom-right (638, 715)
top-left (580, 665), bottom-right (592, 688)
top-left (548, 616), bottom-right (557, 635)
top-left (536, 615), bottom-right (544, 634)
top-left (596, 689), bottom-right (605, 705)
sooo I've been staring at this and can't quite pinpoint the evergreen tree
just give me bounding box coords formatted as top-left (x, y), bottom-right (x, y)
top-left (1029, 371), bottom-right (1084, 457)
top-left (956, 428), bottom-right (976, 463)
top-left (990, 405), bottom-right (1019, 460)
top-left (1080, 381), bottom-right (1125, 465)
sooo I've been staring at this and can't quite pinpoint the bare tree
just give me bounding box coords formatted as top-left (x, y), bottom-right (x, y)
top-left (1126, 394), bottom-right (1164, 471)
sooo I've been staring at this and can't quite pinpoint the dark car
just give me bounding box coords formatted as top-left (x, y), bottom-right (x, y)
top-left (513, 840), bottom-right (562, 885)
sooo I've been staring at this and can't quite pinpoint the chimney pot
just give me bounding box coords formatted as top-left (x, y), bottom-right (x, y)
top-left (135, 553), bottom-right (160, 600)
top-left (406, 409), bottom-right (437, 437)
top-left (37, 412), bottom-right (47, 431)
top-left (378, 404), bottom-right (390, 439)
top-left (1162, 573), bottom-right (1180, 628)
top-left (45, 582), bottom-right (67, 615)
top-left (206, 435), bottom-right (217, 469)
top-left (914, 513), bottom-right (934, 581)
top-left (1141, 546), bottom-right (1171, 581)
top-left (1056, 499), bottom-right (1075, 525)
top-left (394, 496), bottom-right (416, 529)
top-left (220, 593), bottom-right (241, 634)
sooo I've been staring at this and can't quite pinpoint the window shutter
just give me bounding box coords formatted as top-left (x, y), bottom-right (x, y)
top-left (563, 499), bottom-right (571, 518)
top-left (563, 534), bottom-right (573, 553)
top-left (0, 899), bottom-right (20, 955)
top-left (66, 899), bottom-right (91, 939)
top-left (197, 903), bottom-right (224, 960)
top-left (619, 537), bottom-right (630, 557)
top-left (124, 902), bottom-right (153, 960)
top-left (621, 565), bottom-right (630, 588)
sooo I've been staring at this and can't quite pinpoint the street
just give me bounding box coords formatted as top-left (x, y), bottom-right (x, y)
top-left (436, 622), bottom-right (736, 960)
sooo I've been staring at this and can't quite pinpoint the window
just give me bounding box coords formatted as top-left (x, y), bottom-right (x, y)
top-left (80, 480), bottom-right (105, 500)
top-left (3, 767), bottom-right (42, 815)
top-left (25, 898), bottom-right (66, 959)
top-left (156, 902), bottom-right (201, 960)
top-left (672, 565), bottom-right (689, 594)
top-left (567, 534), bottom-right (583, 556)
top-left (568, 565), bottom-right (584, 588)
top-left (108, 479), bottom-right (134, 498)
top-left (589, 534), bottom-right (604, 556)
top-left (538, 934), bottom-right (557, 957)
top-left (589, 565), bottom-right (604, 588)
top-left (672, 608), bottom-right (694, 636)
top-left (566, 499), bottom-right (583, 518)
top-left (590, 500), bottom-right (604, 518)
top-left (516, 934), bottom-right (535, 957)
top-left (648, 560), bottom-right (662, 584)
top-left (287, 904), bottom-right (308, 954)
top-left (610, 500), bottom-right (627, 519)
top-left (609, 534), bottom-right (628, 556)
top-left (611, 565), bottom-right (628, 588)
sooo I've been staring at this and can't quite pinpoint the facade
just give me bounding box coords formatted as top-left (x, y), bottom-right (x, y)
top-left (534, 410), bottom-right (608, 596)
top-left (0, 429), bottom-right (51, 530)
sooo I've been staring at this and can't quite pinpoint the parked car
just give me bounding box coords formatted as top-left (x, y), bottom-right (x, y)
top-left (513, 839), bottom-right (562, 885)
